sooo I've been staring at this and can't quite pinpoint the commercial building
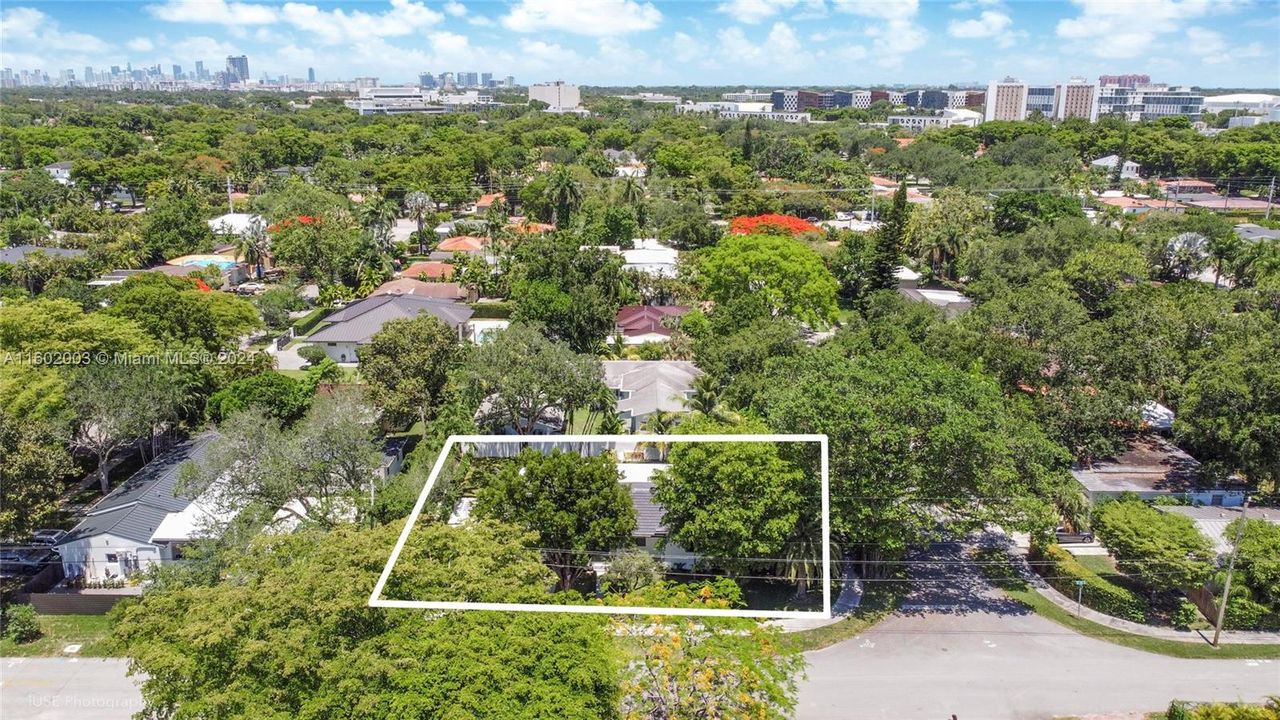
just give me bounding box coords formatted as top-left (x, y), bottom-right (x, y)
top-left (771, 89), bottom-right (798, 111)
top-left (1202, 93), bottom-right (1279, 113)
top-left (225, 55), bottom-right (249, 82)
top-left (528, 81), bottom-right (582, 112)
top-left (834, 90), bottom-right (872, 108)
top-left (723, 89), bottom-right (773, 102)
top-left (1055, 78), bottom-right (1099, 121)
top-left (1026, 85), bottom-right (1057, 117)
top-left (985, 77), bottom-right (1028, 121)
top-left (887, 108), bottom-right (982, 132)
top-left (1098, 84), bottom-right (1204, 120)
top-left (1098, 74), bottom-right (1150, 88)
top-left (344, 86), bottom-right (447, 115)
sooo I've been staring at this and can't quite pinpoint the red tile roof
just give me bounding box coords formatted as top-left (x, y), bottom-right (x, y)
top-left (401, 261), bottom-right (454, 279)
top-left (437, 236), bottom-right (488, 253)
top-left (476, 192), bottom-right (505, 210)
top-left (616, 305), bottom-right (690, 338)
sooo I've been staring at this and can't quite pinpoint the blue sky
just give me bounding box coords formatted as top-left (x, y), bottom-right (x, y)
top-left (2, 0), bottom-right (1278, 87)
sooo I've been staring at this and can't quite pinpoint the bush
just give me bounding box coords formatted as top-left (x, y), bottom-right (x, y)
top-left (468, 301), bottom-right (513, 319)
top-left (297, 344), bottom-right (328, 367)
top-left (1172, 601), bottom-right (1202, 630)
top-left (1223, 595), bottom-right (1280, 631)
top-left (2, 604), bottom-right (42, 644)
top-left (291, 307), bottom-right (330, 336)
top-left (1031, 544), bottom-right (1147, 622)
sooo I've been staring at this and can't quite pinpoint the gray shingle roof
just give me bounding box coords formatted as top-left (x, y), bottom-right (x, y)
top-left (628, 481), bottom-right (666, 537)
top-left (0, 245), bottom-right (86, 264)
top-left (60, 433), bottom-right (219, 545)
top-left (603, 361), bottom-right (701, 419)
top-left (308, 295), bottom-right (474, 344)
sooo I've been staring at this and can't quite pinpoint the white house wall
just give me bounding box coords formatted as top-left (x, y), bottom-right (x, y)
top-left (59, 534), bottom-right (171, 581)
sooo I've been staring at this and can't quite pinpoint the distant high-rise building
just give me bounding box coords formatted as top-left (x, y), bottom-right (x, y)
top-left (308, 67), bottom-right (315, 83)
top-left (195, 60), bottom-right (205, 80)
top-left (985, 77), bottom-right (1028, 121)
top-left (481, 72), bottom-right (492, 87)
top-left (1025, 85), bottom-right (1057, 117)
top-left (111, 65), bottom-right (121, 75)
top-left (1099, 74), bottom-right (1150, 89)
top-left (529, 81), bottom-right (581, 111)
top-left (1055, 78), bottom-right (1099, 121)
top-left (504, 75), bottom-right (515, 87)
top-left (84, 66), bottom-right (94, 83)
top-left (226, 55), bottom-right (249, 82)
top-left (418, 71), bottom-right (436, 88)
top-left (172, 64), bottom-right (182, 79)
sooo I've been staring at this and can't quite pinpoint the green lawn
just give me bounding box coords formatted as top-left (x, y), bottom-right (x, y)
top-left (975, 549), bottom-right (1280, 660)
top-left (0, 613), bottom-right (119, 657)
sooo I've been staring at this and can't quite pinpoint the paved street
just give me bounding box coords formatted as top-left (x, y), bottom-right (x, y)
top-left (0, 658), bottom-right (143, 720)
top-left (798, 541), bottom-right (1280, 720)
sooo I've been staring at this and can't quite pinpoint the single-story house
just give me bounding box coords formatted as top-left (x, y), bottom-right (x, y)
top-left (206, 212), bottom-right (264, 237)
top-left (1181, 195), bottom-right (1273, 212)
top-left (429, 236), bottom-right (493, 263)
top-left (590, 239), bottom-right (678, 278)
top-left (474, 192), bottom-right (505, 212)
top-left (57, 434), bottom-right (222, 582)
top-left (44, 160), bottom-right (73, 185)
top-left (0, 244), bottom-right (86, 264)
top-left (897, 285), bottom-right (972, 316)
top-left (371, 277), bottom-right (468, 301)
top-left (167, 252), bottom-right (248, 286)
top-left (1156, 505), bottom-right (1280, 555)
top-left (1071, 434), bottom-right (1246, 507)
top-left (603, 360), bottom-right (701, 433)
top-left (1157, 178), bottom-right (1216, 196)
top-left (1095, 195), bottom-right (1187, 215)
top-left (401, 260), bottom-right (455, 280)
top-left (306, 294), bottom-right (475, 363)
top-left (1091, 154), bottom-right (1142, 180)
top-left (614, 305), bottom-right (690, 345)
top-left (466, 318), bottom-right (510, 344)
top-left (1235, 223), bottom-right (1280, 243)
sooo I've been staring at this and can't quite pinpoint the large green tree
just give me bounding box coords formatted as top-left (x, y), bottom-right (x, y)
top-left (1093, 500), bottom-right (1215, 594)
top-left (472, 449), bottom-right (637, 590)
top-left (0, 410), bottom-right (73, 539)
top-left (114, 522), bottom-right (621, 720)
top-left (361, 314), bottom-right (462, 428)
top-left (699, 234), bottom-right (838, 328)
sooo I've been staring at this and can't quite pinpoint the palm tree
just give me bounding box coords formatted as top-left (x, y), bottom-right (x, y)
top-left (1206, 232), bottom-right (1243, 288)
top-left (236, 216), bottom-right (270, 279)
top-left (683, 374), bottom-right (721, 417)
top-left (546, 166), bottom-right (583, 226)
top-left (403, 191), bottom-right (433, 254)
top-left (639, 409), bottom-right (679, 461)
top-left (618, 176), bottom-right (644, 206)
top-left (357, 195), bottom-right (398, 255)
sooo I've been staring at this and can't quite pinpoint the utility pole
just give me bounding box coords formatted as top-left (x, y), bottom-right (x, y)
top-left (1266, 176), bottom-right (1275, 221)
top-left (226, 176), bottom-right (234, 214)
top-left (1212, 497), bottom-right (1250, 647)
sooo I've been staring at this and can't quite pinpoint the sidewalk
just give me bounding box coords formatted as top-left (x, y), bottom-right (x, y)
top-left (1005, 545), bottom-right (1280, 645)
top-left (774, 573), bottom-right (865, 633)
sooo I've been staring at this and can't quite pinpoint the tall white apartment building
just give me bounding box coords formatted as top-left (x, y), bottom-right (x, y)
top-left (985, 77), bottom-right (1028, 121)
top-left (1098, 84), bottom-right (1204, 121)
top-left (528, 81), bottom-right (581, 111)
top-left (1055, 78), bottom-right (1099, 121)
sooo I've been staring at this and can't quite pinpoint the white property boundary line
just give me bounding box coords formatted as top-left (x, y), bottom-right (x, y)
top-left (368, 433), bottom-right (831, 619)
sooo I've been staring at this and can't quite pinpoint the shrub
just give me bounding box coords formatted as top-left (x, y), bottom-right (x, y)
top-left (2, 604), bottom-right (42, 644)
top-left (297, 344), bottom-right (328, 367)
top-left (728, 213), bottom-right (821, 237)
top-left (291, 307), bottom-right (330, 336)
top-left (1172, 600), bottom-right (1202, 630)
top-left (1031, 544), bottom-right (1147, 622)
top-left (1223, 595), bottom-right (1280, 631)
top-left (468, 301), bottom-right (513, 319)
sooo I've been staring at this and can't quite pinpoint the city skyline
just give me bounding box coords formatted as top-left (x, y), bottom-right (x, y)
top-left (1, 0), bottom-right (1278, 89)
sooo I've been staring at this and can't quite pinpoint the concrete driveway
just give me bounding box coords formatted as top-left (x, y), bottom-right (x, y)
top-left (798, 541), bottom-right (1280, 720)
top-left (0, 658), bottom-right (143, 720)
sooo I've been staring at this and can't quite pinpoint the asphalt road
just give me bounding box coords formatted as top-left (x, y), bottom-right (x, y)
top-left (797, 541), bottom-right (1280, 720)
top-left (1, 657), bottom-right (143, 720)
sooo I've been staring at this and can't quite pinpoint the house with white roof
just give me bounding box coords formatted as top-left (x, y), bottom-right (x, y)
top-left (1091, 154), bottom-right (1143, 180)
top-left (207, 212), bottom-right (264, 237)
top-left (603, 360), bottom-right (701, 432)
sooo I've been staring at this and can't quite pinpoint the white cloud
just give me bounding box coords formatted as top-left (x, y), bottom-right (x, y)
top-left (279, 0), bottom-right (444, 44)
top-left (1055, 0), bottom-right (1232, 60)
top-left (444, 1), bottom-right (467, 17)
top-left (1185, 26), bottom-right (1266, 65)
top-left (0, 7), bottom-right (113, 69)
top-left (832, 0), bottom-right (925, 65)
top-left (126, 37), bottom-right (156, 52)
top-left (715, 0), bottom-right (800, 25)
top-left (502, 0), bottom-right (662, 36)
top-left (948, 10), bottom-right (1011, 37)
top-left (146, 0), bottom-right (279, 26)
top-left (467, 15), bottom-right (493, 27)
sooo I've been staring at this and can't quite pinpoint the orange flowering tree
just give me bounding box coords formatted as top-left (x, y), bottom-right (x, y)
top-left (729, 213), bottom-right (821, 236)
